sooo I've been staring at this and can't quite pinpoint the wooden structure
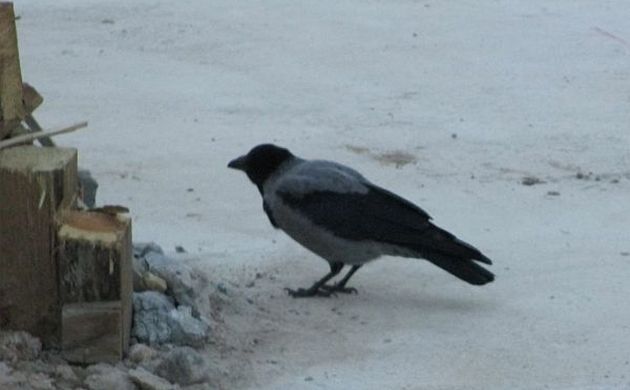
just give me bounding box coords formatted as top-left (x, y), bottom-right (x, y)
top-left (0, 2), bottom-right (24, 140)
top-left (0, 2), bottom-right (132, 363)
top-left (58, 211), bottom-right (133, 363)
top-left (0, 146), bottom-right (78, 345)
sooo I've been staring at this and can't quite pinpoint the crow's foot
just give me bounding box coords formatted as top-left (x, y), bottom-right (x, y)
top-left (284, 287), bottom-right (335, 298)
top-left (321, 284), bottom-right (358, 294)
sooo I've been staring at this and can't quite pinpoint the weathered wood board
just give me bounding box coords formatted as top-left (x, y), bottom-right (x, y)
top-left (62, 301), bottom-right (123, 364)
top-left (57, 210), bottom-right (133, 362)
top-left (0, 2), bottom-right (25, 140)
top-left (0, 145), bottom-right (78, 346)
top-left (22, 83), bottom-right (43, 114)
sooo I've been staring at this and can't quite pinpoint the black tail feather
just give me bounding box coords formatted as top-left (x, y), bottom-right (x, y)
top-left (424, 224), bottom-right (493, 265)
top-left (424, 252), bottom-right (495, 285)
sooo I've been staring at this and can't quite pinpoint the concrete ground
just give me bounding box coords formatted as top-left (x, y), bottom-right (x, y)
top-left (18, 1), bottom-right (630, 388)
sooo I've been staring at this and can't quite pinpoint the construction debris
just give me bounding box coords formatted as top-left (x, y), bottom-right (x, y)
top-left (0, 331), bottom-right (42, 363)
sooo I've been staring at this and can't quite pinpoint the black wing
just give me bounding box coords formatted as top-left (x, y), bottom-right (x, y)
top-left (278, 184), bottom-right (491, 265)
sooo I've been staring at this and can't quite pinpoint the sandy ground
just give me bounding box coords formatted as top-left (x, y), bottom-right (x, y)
top-left (15, 0), bottom-right (630, 388)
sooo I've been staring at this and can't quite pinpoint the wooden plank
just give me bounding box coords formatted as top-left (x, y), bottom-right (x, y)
top-left (24, 115), bottom-right (55, 147)
top-left (57, 211), bottom-right (131, 303)
top-left (119, 214), bottom-right (133, 351)
top-left (0, 2), bottom-right (25, 140)
top-left (62, 301), bottom-right (123, 364)
top-left (57, 210), bottom-right (133, 357)
top-left (0, 121), bottom-right (88, 150)
top-left (21, 84), bottom-right (49, 145)
top-left (0, 145), bottom-right (78, 347)
top-left (22, 83), bottom-right (43, 114)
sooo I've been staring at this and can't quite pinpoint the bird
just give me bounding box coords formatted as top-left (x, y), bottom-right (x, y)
top-left (228, 144), bottom-right (494, 298)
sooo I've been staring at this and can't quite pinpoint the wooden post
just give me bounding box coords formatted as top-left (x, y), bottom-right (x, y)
top-left (62, 302), bottom-right (125, 364)
top-left (0, 2), bottom-right (25, 139)
top-left (57, 210), bottom-right (133, 363)
top-left (0, 145), bottom-right (78, 346)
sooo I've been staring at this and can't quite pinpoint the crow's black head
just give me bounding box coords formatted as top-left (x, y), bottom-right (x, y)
top-left (228, 144), bottom-right (294, 189)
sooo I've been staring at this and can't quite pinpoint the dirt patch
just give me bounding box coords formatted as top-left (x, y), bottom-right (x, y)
top-left (345, 145), bottom-right (418, 168)
top-left (372, 151), bottom-right (417, 168)
top-left (344, 145), bottom-right (370, 155)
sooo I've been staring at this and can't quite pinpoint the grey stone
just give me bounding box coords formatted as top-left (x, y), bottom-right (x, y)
top-left (133, 267), bottom-right (169, 293)
top-left (132, 292), bottom-right (209, 347)
top-left (133, 242), bottom-right (164, 258)
top-left (85, 364), bottom-right (136, 390)
top-left (0, 362), bottom-right (57, 390)
top-left (0, 362), bottom-right (15, 388)
top-left (0, 370), bottom-right (26, 389)
top-left (128, 344), bottom-right (158, 365)
top-left (13, 359), bottom-right (55, 378)
top-left (167, 306), bottom-right (210, 348)
top-left (0, 361), bottom-right (11, 376)
top-left (132, 243), bottom-right (167, 292)
top-left (0, 331), bottom-right (42, 363)
top-left (155, 347), bottom-right (208, 386)
top-left (78, 169), bottom-right (98, 208)
top-left (132, 258), bottom-right (148, 292)
top-left (144, 252), bottom-right (202, 317)
top-left (128, 367), bottom-right (178, 390)
top-left (132, 292), bottom-right (176, 345)
top-left (143, 272), bottom-right (168, 293)
top-left (53, 364), bottom-right (80, 387)
top-left (27, 372), bottom-right (55, 390)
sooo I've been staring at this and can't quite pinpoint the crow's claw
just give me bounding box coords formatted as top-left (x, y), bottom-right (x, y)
top-left (284, 287), bottom-right (335, 298)
top-left (321, 284), bottom-right (358, 294)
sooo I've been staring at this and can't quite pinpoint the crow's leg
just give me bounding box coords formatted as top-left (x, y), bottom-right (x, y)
top-left (321, 265), bottom-right (362, 294)
top-left (286, 262), bottom-right (344, 298)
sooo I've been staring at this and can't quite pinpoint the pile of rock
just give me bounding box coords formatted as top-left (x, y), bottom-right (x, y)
top-left (123, 242), bottom-right (214, 387)
top-left (0, 330), bottom-right (78, 389)
top-left (0, 332), bottom-right (210, 389)
top-left (0, 243), bottom-right (216, 389)
top-left (131, 242), bottom-right (210, 347)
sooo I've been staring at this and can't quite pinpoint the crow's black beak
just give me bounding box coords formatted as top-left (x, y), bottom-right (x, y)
top-left (228, 155), bottom-right (248, 171)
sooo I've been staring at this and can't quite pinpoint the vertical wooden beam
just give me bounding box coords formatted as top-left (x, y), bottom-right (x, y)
top-left (0, 145), bottom-right (78, 347)
top-left (58, 211), bottom-right (133, 363)
top-left (0, 2), bottom-right (25, 139)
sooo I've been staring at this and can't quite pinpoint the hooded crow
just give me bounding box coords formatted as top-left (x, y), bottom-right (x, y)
top-left (228, 144), bottom-right (494, 297)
